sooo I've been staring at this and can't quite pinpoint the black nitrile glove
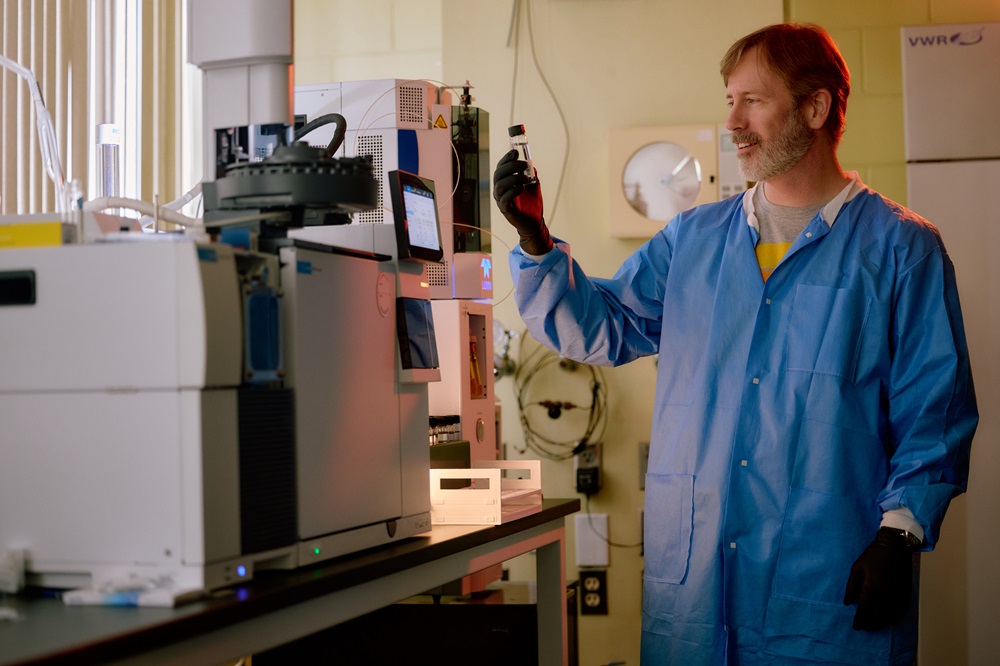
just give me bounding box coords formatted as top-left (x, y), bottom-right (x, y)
top-left (843, 527), bottom-right (918, 631)
top-left (492, 149), bottom-right (553, 256)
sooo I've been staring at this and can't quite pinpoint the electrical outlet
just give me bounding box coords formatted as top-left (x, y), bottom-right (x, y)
top-left (579, 569), bottom-right (608, 615)
top-left (578, 442), bottom-right (601, 468)
top-left (575, 442), bottom-right (602, 495)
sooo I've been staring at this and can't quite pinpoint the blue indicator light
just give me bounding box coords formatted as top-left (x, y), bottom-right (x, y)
top-left (197, 247), bottom-right (218, 263)
top-left (237, 565), bottom-right (247, 577)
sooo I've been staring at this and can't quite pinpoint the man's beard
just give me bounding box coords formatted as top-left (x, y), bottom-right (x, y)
top-left (732, 106), bottom-right (814, 183)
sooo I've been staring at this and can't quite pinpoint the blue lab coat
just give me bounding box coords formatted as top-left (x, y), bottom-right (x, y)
top-left (509, 180), bottom-right (977, 664)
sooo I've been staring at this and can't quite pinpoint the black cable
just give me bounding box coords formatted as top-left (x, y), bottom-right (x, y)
top-left (293, 112), bottom-right (348, 155)
top-left (513, 330), bottom-right (608, 461)
top-left (584, 495), bottom-right (643, 550)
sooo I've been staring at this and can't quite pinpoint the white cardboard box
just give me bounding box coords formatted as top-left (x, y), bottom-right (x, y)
top-left (429, 460), bottom-right (542, 525)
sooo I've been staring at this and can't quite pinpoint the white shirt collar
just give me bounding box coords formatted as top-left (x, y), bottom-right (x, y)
top-left (743, 171), bottom-right (865, 232)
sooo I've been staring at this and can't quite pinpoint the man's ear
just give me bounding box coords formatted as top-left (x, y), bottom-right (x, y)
top-left (803, 88), bottom-right (832, 130)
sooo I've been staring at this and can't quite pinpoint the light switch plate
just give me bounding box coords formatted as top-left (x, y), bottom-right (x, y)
top-left (575, 513), bottom-right (610, 567)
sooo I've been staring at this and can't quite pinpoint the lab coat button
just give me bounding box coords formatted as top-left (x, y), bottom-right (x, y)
top-left (752, 377), bottom-right (760, 385)
top-left (765, 298), bottom-right (771, 305)
top-left (730, 542), bottom-right (737, 549)
top-left (806, 232), bottom-right (813, 238)
top-left (741, 460), bottom-right (748, 467)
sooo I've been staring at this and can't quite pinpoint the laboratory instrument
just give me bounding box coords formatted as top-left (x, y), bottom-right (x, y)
top-left (294, 78), bottom-right (493, 301)
top-left (191, 0), bottom-right (435, 568)
top-left (902, 21), bottom-right (1000, 660)
top-left (0, 0), bottom-right (448, 602)
top-left (0, 237), bottom-right (297, 596)
top-left (295, 78), bottom-right (498, 465)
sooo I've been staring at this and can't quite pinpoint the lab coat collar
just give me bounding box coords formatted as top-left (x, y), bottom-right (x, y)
top-left (743, 171), bottom-right (864, 232)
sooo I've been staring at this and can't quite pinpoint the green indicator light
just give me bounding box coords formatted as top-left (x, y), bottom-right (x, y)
top-left (313, 547), bottom-right (321, 556)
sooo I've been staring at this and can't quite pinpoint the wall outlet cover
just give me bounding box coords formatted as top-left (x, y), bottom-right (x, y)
top-left (575, 513), bottom-right (610, 567)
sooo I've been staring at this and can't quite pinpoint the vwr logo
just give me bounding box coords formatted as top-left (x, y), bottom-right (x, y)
top-left (907, 27), bottom-right (985, 47)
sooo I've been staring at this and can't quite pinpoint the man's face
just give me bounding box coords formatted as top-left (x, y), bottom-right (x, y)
top-left (725, 49), bottom-right (815, 183)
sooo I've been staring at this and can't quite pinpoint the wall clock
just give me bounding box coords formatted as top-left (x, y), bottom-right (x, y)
top-left (609, 125), bottom-right (732, 238)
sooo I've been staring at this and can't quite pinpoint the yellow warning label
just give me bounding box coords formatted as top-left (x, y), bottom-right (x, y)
top-left (0, 222), bottom-right (66, 248)
top-left (433, 114), bottom-right (449, 129)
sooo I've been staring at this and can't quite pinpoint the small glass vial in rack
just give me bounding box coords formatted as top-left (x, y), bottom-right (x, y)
top-left (508, 124), bottom-right (538, 184)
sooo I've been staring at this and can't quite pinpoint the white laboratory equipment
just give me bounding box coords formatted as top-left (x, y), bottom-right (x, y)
top-left (191, 7), bottom-right (434, 566)
top-left (294, 79), bottom-right (455, 230)
top-left (0, 238), bottom-right (297, 596)
top-left (0, 0), bottom-right (447, 602)
top-left (902, 20), bottom-right (1000, 664)
top-left (187, 0), bottom-right (294, 182)
top-left (281, 222), bottom-right (437, 565)
top-left (295, 78), bottom-right (497, 464)
top-left (294, 78), bottom-right (493, 302)
top-left (429, 298), bottom-right (498, 464)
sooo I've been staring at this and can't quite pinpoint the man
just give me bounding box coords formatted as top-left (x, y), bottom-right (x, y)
top-left (493, 22), bottom-right (977, 664)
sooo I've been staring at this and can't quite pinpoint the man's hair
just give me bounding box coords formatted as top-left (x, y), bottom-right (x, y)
top-left (720, 23), bottom-right (850, 147)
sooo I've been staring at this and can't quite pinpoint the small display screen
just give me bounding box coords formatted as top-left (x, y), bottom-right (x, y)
top-left (401, 184), bottom-right (442, 253)
top-left (0, 270), bottom-right (36, 306)
top-left (396, 298), bottom-right (440, 370)
top-left (388, 170), bottom-right (445, 263)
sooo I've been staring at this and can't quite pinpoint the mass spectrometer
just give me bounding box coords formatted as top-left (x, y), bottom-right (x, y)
top-left (190, 3), bottom-right (436, 567)
top-left (293, 78), bottom-right (492, 301)
top-left (0, 238), bottom-right (297, 596)
top-left (294, 79), bottom-right (497, 465)
top-left (0, 0), bottom-right (439, 601)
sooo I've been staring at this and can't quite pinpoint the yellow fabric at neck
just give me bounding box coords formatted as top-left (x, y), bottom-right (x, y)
top-left (755, 240), bottom-right (792, 282)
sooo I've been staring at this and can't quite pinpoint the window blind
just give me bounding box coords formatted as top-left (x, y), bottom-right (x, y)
top-left (2, 0), bottom-right (186, 218)
top-left (1, 0), bottom-right (87, 216)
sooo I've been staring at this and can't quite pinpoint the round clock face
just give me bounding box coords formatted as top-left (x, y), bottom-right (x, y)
top-left (622, 141), bottom-right (703, 222)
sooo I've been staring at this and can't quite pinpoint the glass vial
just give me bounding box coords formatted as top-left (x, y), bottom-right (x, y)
top-left (95, 124), bottom-right (121, 199)
top-left (508, 124), bottom-right (538, 184)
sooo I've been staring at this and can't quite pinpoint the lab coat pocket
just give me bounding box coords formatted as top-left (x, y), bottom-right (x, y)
top-left (767, 490), bottom-right (891, 658)
top-left (772, 487), bottom-right (872, 605)
top-left (643, 473), bottom-right (694, 584)
top-left (785, 285), bottom-right (871, 383)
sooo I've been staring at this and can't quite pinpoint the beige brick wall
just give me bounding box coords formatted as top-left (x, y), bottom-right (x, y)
top-left (294, 0), bottom-right (443, 84)
top-left (789, 0), bottom-right (1000, 205)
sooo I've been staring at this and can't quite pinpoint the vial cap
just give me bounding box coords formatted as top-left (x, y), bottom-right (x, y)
top-left (508, 124), bottom-right (526, 137)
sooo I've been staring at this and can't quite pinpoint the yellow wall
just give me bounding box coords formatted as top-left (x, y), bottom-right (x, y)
top-left (295, 1), bottom-right (1000, 663)
top-left (789, 0), bottom-right (1000, 206)
top-left (294, 0), bottom-right (443, 84)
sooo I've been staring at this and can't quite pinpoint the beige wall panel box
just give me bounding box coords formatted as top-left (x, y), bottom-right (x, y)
top-left (609, 124), bottom-right (744, 239)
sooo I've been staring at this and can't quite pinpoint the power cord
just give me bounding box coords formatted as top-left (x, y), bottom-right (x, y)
top-left (513, 330), bottom-right (607, 461)
top-left (584, 495), bottom-right (643, 550)
top-left (505, 0), bottom-right (572, 231)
